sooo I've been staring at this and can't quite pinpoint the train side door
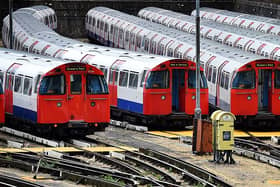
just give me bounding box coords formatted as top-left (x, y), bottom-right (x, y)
top-left (66, 72), bottom-right (85, 120)
top-left (258, 69), bottom-right (272, 111)
top-left (5, 63), bottom-right (22, 114)
top-left (172, 69), bottom-right (185, 112)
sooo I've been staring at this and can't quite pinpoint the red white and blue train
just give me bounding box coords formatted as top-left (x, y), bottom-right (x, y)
top-left (2, 6), bottom-right (209, 128)
top-left (86, 7), bottom-right (280, 126)
top-left (138, 7), bottom-right (280, 62)
top-left (191, 7), bottom-right (280, 36)
top-left (0, 48), bottom-right (109, 135)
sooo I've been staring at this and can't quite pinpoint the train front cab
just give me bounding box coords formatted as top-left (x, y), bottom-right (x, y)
top-left (143, 59), bottom-right (208, 127)
top-left (38, 63), bottom-right (110, 133)
top-left (231, 60), bottom-right (280, 124)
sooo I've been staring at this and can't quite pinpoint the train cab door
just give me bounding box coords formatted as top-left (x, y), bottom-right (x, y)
top-left (258, 69), bottom-right (272, 111)
top-left (66, 73), bottom-right (86, 120)
top-left (172, 69), bottom-right (186, 112)
top-left (5, 63), bottom-right (22, 114)
top-left (109, 69), bottom-right (118, 107)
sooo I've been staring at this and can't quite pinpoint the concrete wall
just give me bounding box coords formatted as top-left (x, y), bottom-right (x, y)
top-left (235, 0), bottom-right (280, 19)
top-left (1, 0), bottom-right (234, 38)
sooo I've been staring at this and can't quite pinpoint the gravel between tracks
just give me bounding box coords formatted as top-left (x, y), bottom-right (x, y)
top-left (92, 126), bottom-right (280, 187)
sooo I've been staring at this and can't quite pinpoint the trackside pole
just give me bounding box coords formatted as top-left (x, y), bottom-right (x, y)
top-left (192, 0), bottom-right (202, 154)
top-left (9, 0), bottom-right (13, 49)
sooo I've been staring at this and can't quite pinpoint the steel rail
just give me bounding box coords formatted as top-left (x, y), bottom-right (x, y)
top-left (0, 173), bottom-right (43, 187)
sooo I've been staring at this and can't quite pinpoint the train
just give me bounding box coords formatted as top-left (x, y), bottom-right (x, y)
top-left (138, 7), bottom-right (280, 62)
top-left (0, 48), bottom-right (110, 135)
top-left (86, 6), bottom-right (280, 126)
top-left (191, 7), bottom-right (280, 36)
top-left (2, 6), bottom-right (209, 128)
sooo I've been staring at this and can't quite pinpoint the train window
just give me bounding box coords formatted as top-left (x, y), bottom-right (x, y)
top-left (0, 72), bottom-right (3, 90)
top-left (220, 72), bottom-right (225, 88)
top-left (275, 70), bottom-right (280, 89)
top-left (207, 66), bottom-right (212, 81)
top-left (70, 74), bottom-right (82, 95)
top-left (140, 70), bottom-right (147, 87)
top-left (110, 25), bottom-right (114, 34)
top-left (125, 31), bottom-right (129, 42)
top-left (119, 71), bottom-right (128, 87)
top-left (14, 76), bottom-right (23, 93)
top-left (136, 34), bottom-right (141, 48)
top-left (92, 18), bottom-right (95, 27)
top-left (100, 21), bottom-right (104, 31)
top-left (212, 67), bottom-right (217, 83)
top-left (39, 75), bottom-right (65, 95)
top-left (146, 70), bottom-right (169, 89)
top-left (105, 23), bottom-right (108, 33)
top-left (34, 74), bottom-right (41, 93)
top-left (119, 29), bottom-right (124, 41)
top-left (167, 48), bottom-right (173, 57)
top-left (114, 71), bottom-right (119, 84)
top-left (23, 78), bottom-right (32, 96)
top-left (188, 70), bottom-right (208, 89)
top-left (49, 16), bottom-right (53, 24)
top-left (131, 33), bottom-right (135, 45)
top-left (224, 73), bottom-right (229, 89)
top-left (232, 70), bottom-right (255, 89)
top-left (54, 15), bottom-right (57, 23)
top-left (97, 19), bottom-right (100, 29)
top-left (129, 72), bottom-right (138, 89)
top-left (144, 38), bottom-right (149, 51)
top-left (86, 74), bottom-right (108, 94)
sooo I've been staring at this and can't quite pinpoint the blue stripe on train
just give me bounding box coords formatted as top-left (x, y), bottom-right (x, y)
top-left (117, 98), bottom-right (143, 113)
top-left (13, 105), bottom-right (37, 122)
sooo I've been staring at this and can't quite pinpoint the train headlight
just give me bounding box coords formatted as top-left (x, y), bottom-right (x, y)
top-left (57, 102), bottom-right (62, 107)
top-left (161, 95), bottom-right (166, 100)
top-left (247, 96), bottom-right (252, 100)
top-left (91, 102), bottom-right (96, 107)
top-left (192, 95), bottom-right (196, 100)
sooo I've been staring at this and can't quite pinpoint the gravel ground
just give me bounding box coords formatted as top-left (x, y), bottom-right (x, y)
top-left (93, 126), bottom-right (280, 187)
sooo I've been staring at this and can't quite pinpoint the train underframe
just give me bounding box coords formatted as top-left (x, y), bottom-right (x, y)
top-left (4, 114), bottom-right (108, 138)
top-left (110, 106), bottom-right (206, 130)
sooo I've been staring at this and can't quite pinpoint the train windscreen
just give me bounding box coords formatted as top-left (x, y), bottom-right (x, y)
top-left (145, 70), bottom-right (169, 89)
top-left (188, 70), bottom-right (208, 89)
top-left (232, 70), bottom-right (255, 89)
top-left (39, 74), bottom-right (65, 95)
top-left (86, 74), bottom-right (108, 94)
top-left (274, 70), bottom-right (280, 89)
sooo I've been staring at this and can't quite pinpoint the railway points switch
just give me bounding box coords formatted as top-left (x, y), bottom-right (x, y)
top-left (211, 110), bottom-right (235, 164)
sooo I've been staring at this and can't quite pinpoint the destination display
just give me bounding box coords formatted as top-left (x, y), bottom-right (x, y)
top-left (66, 66), bottom-right (86, 71)
top-left (255, 63), bottom-right (275, 67)
top-left (169, 63), bottom-right (188, 67)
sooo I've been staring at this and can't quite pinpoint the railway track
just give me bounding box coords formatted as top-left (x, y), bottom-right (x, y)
top-left (234, 137), bottom-right (280, 168)
top-left (0, 173), bottom-right (43, 187)
top-left (86, 135), bottom-right (232, 187)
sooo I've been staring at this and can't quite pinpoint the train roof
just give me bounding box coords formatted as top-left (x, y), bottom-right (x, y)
top-left (9, 7), bottom-right (180, 68)
top-left (195, 7), bottom-right (280, 26)
top-left (90, 7), bottom-right (270, 70)
top-left (0, 48), bottom-right (80, 76)
top-left (140, 7), bottom-right (280, 50)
